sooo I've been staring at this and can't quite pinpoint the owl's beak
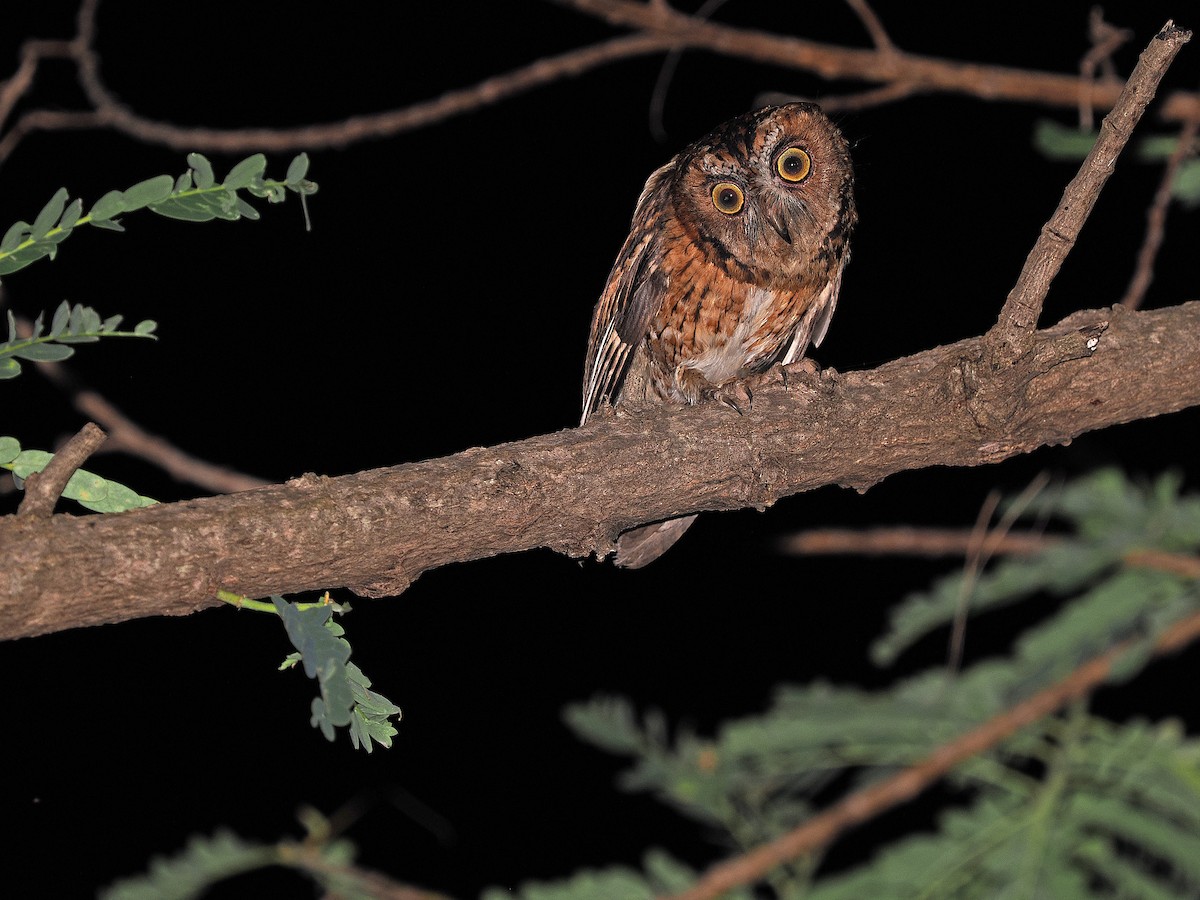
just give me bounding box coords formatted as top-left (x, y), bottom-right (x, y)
top-left (763, 209), bottom-right (792, 245)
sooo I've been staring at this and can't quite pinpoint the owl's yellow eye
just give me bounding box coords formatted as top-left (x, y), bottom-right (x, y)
top-left (711, 182), bottom-right (744, 215)
top-left (776, 147), bottom-right (812, 183)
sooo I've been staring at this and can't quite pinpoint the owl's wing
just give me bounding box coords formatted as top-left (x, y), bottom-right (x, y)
top-left (581, 162), bottom-right (674, 424)
top-left (782, 257), bottom-right (847, 365)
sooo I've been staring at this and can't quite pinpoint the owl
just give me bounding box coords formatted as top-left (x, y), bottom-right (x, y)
top-left (581, 102), bottom-right (856, 568)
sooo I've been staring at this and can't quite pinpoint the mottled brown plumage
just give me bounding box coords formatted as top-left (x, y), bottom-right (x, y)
top-left (582, 103), bottom-right (856, 567)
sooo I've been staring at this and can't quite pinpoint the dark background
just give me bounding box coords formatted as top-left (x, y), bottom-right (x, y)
top-left (3, 2), bottom-right (1198, 896)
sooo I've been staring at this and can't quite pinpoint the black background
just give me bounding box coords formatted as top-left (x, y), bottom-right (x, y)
top-left (3, 2), bottom-right (1199, 896)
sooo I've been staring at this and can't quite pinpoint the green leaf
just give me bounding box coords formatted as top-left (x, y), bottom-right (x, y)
top-left (0, 436), bottom-right (20, 464)
top-left (0, 358), bottom-right (21, 378)
top-left (134, 320), bottom-right (157, 336)
top-left (286, 153), bottom-right (309, 184)
top-left (90, 219), bottom-right (125, 232)
top-left (233, 197), bottom-right (259, 220)
top-left (273, 598), bottom-right (354, 730)
top-left (12, 343), bottom-right (73, 362)
top-left (49, 301), bottom-right (71, 338)
top-left (58, 198), bottom-right (83, 231)
top-left (89, 190), bottom-right (125, 221)
top-left (31, 188), bottom-right (69, 239)
top-left (5, 447), bottom-right (156, 511)
top-left (121, 175), bottom-right (174, 212)
top-left (1032, 119), bottom-right (1099, 161)
top-left (224, 154), bottom-right (267, 190)
top-left (346, 663), bottom-right (402, 752)
top-left (1172, 158), bottom-right (1200, 208)
top-left (0, 220), bottom-right (29, 252)
top-left (187, 152), bottom-right (215, 190)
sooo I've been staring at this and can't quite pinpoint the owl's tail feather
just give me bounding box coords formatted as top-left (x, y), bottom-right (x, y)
top-left (614, 514), bottom-right (699, 569)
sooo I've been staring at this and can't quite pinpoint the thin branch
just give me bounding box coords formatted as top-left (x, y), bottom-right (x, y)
top-left (985, 22), bottom-right (1189, 365)
top-left (0, 39), bottom-right (74, 132)
top-left (810, 80), bottom-right (922, 113)
top-left (0, 0), bottom-right (676, 166)
top-left (778, 526), bottom-right (1058, 557)
top-left (755, 80), bottom-right (923, 114)
top-left (647, 0), bottom-right (733, 142)
top-left (664, 605), bottom-right (1200, 900)
top-left (842, 0), bottom-right (896, 56)
top-left (556, 0), bottom-right (1200, 121)
top-left (16, 421), bottom-right (106, 518)
top-left (1120, 107), bottom-right (1200, 309)
top-left (1125, 548), bottom-right (1200, 579)
top-left (3, 1), bottom-right (1200, 165)
top-left (947, 489), bottom-right (1001, 673)
top-left (1078, 9), bottom-right (1133, 130)
top-left (71, 388), bottom-right (269, 494)
top-left (946, 473), bottom-right (1047, 672)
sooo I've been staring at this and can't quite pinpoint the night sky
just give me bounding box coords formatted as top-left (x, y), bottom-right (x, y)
top-left (3, 2), bottom-right (1199, 896)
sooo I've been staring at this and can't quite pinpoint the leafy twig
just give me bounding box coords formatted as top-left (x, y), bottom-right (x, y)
top-left (0, 152), bottom-right (316, 277)
top-left (0, 301), bottom-right (156, 379)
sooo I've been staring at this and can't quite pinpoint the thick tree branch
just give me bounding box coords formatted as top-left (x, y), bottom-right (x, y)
top-left (3, 301), bottom-right (1200, 640)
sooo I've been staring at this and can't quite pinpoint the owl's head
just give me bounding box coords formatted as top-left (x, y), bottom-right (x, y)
top-left (670, 102), bottom-right (855, 284)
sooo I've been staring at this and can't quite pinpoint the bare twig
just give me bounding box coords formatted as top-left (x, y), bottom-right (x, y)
top-left (70, 388), bottom-right (269, 494)
top-left (0, 39), bottom-right (76, 131)
top-left (1120, 107), bottom-right (1200, 309)
top-left (16, 421), bottom-right (106, 518)
top-left (986, 22), bottom-right (1190, 366)
top-left (953, 475), bottom-right (1047, 672)
top-left (778, 526), bottom-right (1058, 557)
top-left (1125, 548), bottom-right (1200, 579)
top-left (556, 0), bottom-right (1200, 121)
top-left (3, 2), bottom-right (1200, 165)
top-left (648, 0), bottom-right (732, 141)
top-left (843, 0), bottom-right (896, 56)
top-left (947, 488), bottom-right (1001, 673)
top-left (664, 604), bottom-right (1200, 900)
top-left (1078, 8), bottom-right (1133, 130)
top-left (0, 0), bottom-right (677, 166)
top-left (813, 80), bottom-right (922, 112)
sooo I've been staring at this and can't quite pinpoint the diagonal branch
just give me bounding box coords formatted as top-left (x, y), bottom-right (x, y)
top-left (984, 21), bottom-right (1190, 364)
top-left (664, 604), bottom-right (1200, 900)
top-left (3, 300), bottom-right (1200, 640)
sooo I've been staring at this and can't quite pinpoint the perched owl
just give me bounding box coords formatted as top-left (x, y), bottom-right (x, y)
top-left (581, 102), bottom-right (856, 568)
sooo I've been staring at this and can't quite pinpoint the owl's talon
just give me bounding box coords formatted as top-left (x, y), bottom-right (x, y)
top-left (780, 358), bottom-right (823, 393)
top-left (712, 380), bottom-right (753, 414)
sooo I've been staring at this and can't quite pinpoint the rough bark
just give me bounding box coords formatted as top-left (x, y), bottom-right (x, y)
top-left (3, 301), bottom-right (1198, 641)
